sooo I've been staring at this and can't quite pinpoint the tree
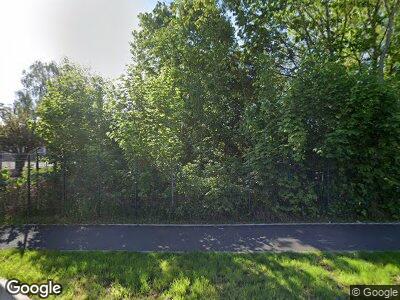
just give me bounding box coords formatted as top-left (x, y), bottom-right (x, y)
top-left (35, 62), bottom-right (129, 208)
top-left (108, 0), bottom-right (248, 208)
top-left (0, 106), bottom-right (40, 176)
top-left (226, 0), bottom-right (400, 76)
top-left (245, 56), bottom-right (400, 218)
top-left (14, 61), bottom-right (59, 115)
top-left (127, 0), bottom-right (246, 163)
top-left (0, 61), bottom-right (59, 177)
top-left (324, 70), bottom-right (400, 216)
top-left (36, 63), bottom-right (107, 160)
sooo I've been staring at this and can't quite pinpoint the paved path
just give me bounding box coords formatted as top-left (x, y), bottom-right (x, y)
top-left (0, 224), bottom-right (399, 252)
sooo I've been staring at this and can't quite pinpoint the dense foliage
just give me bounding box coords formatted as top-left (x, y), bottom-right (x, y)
top-left (1, 0), bottom-right (400, 222)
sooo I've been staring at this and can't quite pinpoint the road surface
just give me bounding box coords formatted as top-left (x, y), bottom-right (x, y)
top-left (1, 224), bottom-right (399, 252)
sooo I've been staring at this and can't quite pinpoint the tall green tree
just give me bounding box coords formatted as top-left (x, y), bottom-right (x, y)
top-left (36, 63), bottom-right (107, 160)
top-left (0, 61), bottom-right (57, 177)
top-left (36, 62), bottom-right (129, 207)
top-left (227, 0), bottom-right (400, 75)
top-left (109, 0), bottom-right (248, 206)
top-left (14, 61), bottom-right (59, 115)
top-left (0, 106), bottom-right (41, 176)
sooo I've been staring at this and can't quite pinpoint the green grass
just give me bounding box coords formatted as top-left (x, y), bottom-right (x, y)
top-left (0, 250), bottom-right (399, 299)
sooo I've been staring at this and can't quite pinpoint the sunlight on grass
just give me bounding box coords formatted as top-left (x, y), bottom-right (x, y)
top-left (0, 250), bottom-right (399, 299)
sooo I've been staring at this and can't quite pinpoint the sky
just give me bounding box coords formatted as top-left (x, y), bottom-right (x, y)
top-left (0, 0), bottom-right (159, 105)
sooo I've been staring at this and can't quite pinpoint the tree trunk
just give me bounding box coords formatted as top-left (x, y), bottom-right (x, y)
top-left (378, 0), bottom-right (400, 74)
top-left (14, 154), bottom-right (27, 177)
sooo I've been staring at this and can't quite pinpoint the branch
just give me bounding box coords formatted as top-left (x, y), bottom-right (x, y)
top-left (378, 0), bottom-right (400, 74)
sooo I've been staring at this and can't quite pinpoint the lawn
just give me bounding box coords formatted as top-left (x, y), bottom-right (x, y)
top-left (0, 250), bottom-right (399, 299)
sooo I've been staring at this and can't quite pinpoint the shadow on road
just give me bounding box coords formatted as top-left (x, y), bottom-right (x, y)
top-left (1, 224), bottom-right (400, 252)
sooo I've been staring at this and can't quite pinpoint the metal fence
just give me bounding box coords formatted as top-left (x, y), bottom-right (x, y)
top-left (0, 152), bottom-right (338, 223)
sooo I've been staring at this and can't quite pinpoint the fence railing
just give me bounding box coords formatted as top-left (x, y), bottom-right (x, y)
top-left (0, 152), bottom-right (337, 223)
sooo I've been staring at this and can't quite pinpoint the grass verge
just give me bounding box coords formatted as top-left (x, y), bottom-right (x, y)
top-left (0, 250), bottom-right (399, 299)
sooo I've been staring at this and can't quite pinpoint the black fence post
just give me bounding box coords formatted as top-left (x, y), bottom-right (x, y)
top-left (326, 167), bottom-right (330, 210)
top-left (131, 162), bottom-right (139, 217)
top-left (27, 154), bottom-right (31, 217)
top-left (96, 155), bottom-right (102, 217)
top-left (133, 174), bottom-right (138, 213)
top-left (171, 171), bottom-right (175, 207)
top-left (247, 183), bottom-right (251, 215)
top-left (245, 171), bottom-right (253, 217)
top-left (62, 156), bottom-right (66, 206)
top-left (36, 149), bottom-right (39, 172)
top-left (35, 150), bottom-right (40, 208)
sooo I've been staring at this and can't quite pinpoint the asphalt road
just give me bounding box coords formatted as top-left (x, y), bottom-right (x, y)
top-left (0, 224), bottom-right (399, 252)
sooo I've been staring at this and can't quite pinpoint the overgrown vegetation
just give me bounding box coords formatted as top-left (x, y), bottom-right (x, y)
top-left (1, 0), bottom-right (400, 223)
top-left (0, 250), bottom-right (399, 299)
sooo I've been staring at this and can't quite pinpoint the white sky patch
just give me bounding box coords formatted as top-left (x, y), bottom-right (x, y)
top-left (0, 0), bottom-right (157, 105)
